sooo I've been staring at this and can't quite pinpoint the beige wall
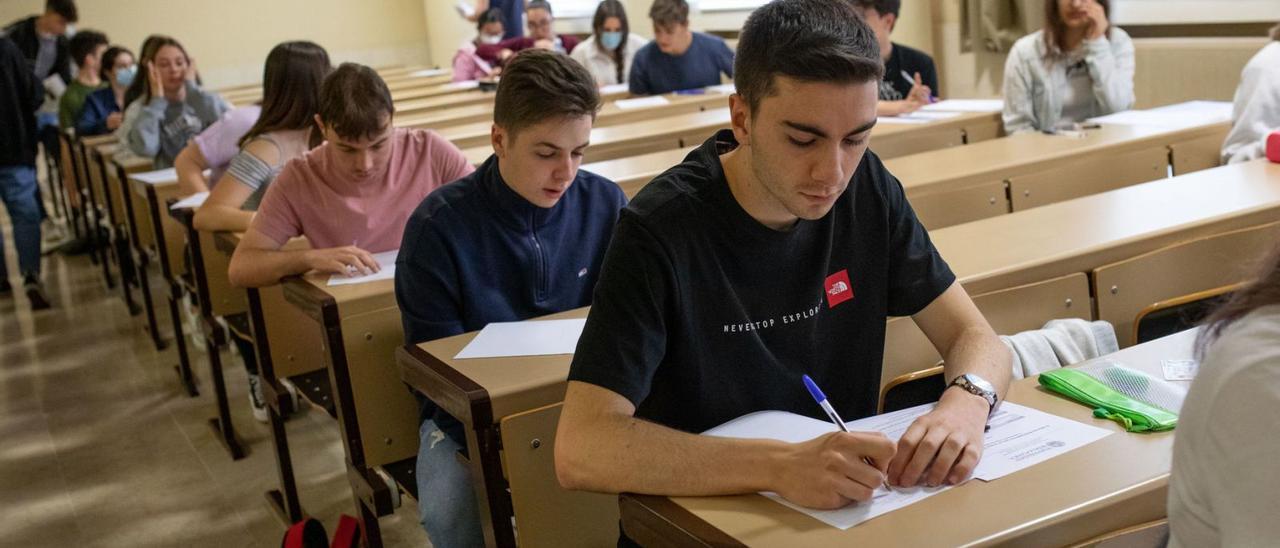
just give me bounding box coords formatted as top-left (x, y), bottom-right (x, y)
top-left (0, 0), bottom-right (432, 89)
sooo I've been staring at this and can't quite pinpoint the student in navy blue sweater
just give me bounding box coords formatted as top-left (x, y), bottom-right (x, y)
top-left (395, 49), bottom-right (627, 546)
top-left (628, 0), bottom-right (735, 96)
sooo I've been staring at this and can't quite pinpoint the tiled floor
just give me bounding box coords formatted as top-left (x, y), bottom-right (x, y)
top-left (0, 215), bottom-right (429, 547)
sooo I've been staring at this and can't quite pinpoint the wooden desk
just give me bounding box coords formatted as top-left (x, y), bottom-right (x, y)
top-left (110, 155), bottom-right (171, 353)
top-left (621, 329), bottom-right (1196, 547)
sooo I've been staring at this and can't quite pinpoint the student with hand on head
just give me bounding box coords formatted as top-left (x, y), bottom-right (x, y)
top-left (853, 0), bottom-right (940, 117)
top-left (1168, 242), bottom-right (1280, 547)
top-left (453, 8), bottom-right (505, 83)
top-left (193, 41), bottom-right (331, 422)
top-left (628, 0), bottom-right (735, 96)
top-left (228, 63), bottom-right (474, 289)
top-left (1221, 23), bottom-right (1280, 165)
top-left (396, 48), bottom-right (626, 547)
top-left (0, 35), bottom-right (52, 309)
top-left (1002, 0), bottom-right (1134, 133)
top-left (124, 36), bottom-right (229, 167)
top-left (477, 1), bottom-right (580, 65)
top-left (58, 29), bottom-right (108, 129)
top-left (570, 0), bottom-right (648, 87)
top-left (76, 45), bottom-right (134, 137)
top-left (555, 3), bottom-right (1011, 542)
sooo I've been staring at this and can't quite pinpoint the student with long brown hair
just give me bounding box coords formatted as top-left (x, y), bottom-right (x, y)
top-left (1221, 22), bottom-right (1280, 164)
top-left (122, 35), bottom-right (228, 167)
top-left (570, 0), bottom-right (648, 87)
top-left (1168, 242), bottom-right (1280, 546)
top-left (1001, 0), bottom-right (1134, 133)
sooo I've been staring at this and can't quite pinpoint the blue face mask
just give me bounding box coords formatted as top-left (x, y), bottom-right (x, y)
top-left (600, 31), bottom-right (623, 50)
top-left (116, 65), bottom-right (137, 87)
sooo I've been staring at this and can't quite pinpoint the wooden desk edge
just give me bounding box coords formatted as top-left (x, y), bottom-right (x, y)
top-left (620, 494), bottom-right (744, 547)
top-left (396, 344), bottom-right (490, 427)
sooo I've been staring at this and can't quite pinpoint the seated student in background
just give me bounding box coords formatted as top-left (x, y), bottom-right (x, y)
top-left (1002, 0), bottom-right (1133, 133)
top-left (628, 0), bottom-right (735, 96)
top-left (476, 1), bottom-right (579, 65)
top-left (59, 29), bottom-right (108, 130)
top-left (853, 0), bottom-right (938, 116)
top-left (556, 1), bottom-right (1011, 536)
top-left (464, 0), bottom-right (524, 40)
top-left (1221, 23), bottom-right (1280, 164)
top-left (125, 36), bottom-right (229, 167)
top-left (76, 45), bottom-right (134, 136)
top-left (570, 0), bottom-right (648, 88)
top-left (1168, 243), bottom-right (1280, 547)
top-left (453, 8), bottom-right (505, 83)
top-left (228, 63), bottom-right (474, 289)
top-left (192, 41), bottom-right (331, 422)
top-left (396, 49), bottom-right (627, 547)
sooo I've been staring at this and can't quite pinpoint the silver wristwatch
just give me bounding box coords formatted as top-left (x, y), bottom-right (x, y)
top-left (948, 373), bottom-right (999, 415)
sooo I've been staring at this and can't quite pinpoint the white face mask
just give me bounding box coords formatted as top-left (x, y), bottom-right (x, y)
top-left (479, 33), bottom-right (504, 45)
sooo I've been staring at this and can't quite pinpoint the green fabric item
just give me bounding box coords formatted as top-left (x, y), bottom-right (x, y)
top-left (1038, 368), bottom-right (1179, 432)
top-left (59, 81), bottom-right (105, 129)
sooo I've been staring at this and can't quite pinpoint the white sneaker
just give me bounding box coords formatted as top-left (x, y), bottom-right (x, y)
top-left (247, 374), bottom-right (268, 423)
top-left (184, 295), bottom-right (206, 351)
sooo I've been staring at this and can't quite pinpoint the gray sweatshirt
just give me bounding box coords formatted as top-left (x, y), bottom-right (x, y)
top-left (126, 81), bottom-right (229, 167)
top-left (1001, 28), bottom-right (1135, 133)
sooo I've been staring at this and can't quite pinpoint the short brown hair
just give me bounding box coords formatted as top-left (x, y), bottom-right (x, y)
top-left (493, 49), bottom-right (600, 138)
top-left (735, 0), bottom-right (883, 115)
top-left (46, 0), bottom-right (77, 23)
top-left (319, 63), bottom-right (395, 141)
top-left (649, 0), bottom-right (689, 28)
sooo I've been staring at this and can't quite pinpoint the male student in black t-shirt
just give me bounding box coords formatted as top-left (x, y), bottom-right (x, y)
top-left (556, 0), bottom-right (1012, 517)
top-left (853, 0), bottom-right (941, 117)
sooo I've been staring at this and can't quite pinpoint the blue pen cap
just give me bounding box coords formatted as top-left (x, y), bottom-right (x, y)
top-left (802, 374), bottom-right (827, 403)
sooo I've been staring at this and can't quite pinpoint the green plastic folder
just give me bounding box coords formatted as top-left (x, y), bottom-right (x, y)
top-left (1039, 368), bottom-right (1179, 432)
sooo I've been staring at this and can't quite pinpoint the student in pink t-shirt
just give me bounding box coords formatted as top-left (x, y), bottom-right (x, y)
top-left (228, 63), bottom-right (474, 288)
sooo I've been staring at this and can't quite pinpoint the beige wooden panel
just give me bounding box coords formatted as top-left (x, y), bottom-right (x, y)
top-left (963, 118), bottom-right (1003, 143)
top-left (584, 137), bottom-right (683, 165)
top-left (1133, 37), bottom-right (1268, 108)
top-left (908, 180), bottom-right (1008, 230)
top-left (1094, 221), bottom-right (1280, 347)
top-left (501, 403), bottom-right (620, 548)
top-left (873, 127), bottom-right (965, 159)
top-left (342, 307), bottom-right (420, 468)
top-left (882, 272), bottom-right (1093, 393)
top-left (1169, 127), bottom-right (1229, 176)
top-left (261, 284), bottom-right (326, 379)
top-left (154, 185), bottom-right (190, 277)
top-left (124, 178), bottom-right (157, 250)
top-left (199, 230), bottom-right (247, 318)
top-left (1008, 146), bottom-right (1168, 212)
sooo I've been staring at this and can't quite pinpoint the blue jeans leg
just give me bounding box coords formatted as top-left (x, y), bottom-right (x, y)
top-left (0, 166), bottom-right (42, 278)
top-left (417, 418), bottom-right (485, 547)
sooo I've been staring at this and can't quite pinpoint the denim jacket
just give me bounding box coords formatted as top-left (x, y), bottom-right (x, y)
top-left (1002, 28), bottom-right (1135, 133)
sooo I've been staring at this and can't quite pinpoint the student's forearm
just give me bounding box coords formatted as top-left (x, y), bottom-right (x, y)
top-left (193, 205), bottom-right (252, 233)
top-left (941, 325), bottom-right (1012, 398)
top-left (173, 148), bottom-right (209, 194)
top-left (228, 247), bottom-right (312, 288)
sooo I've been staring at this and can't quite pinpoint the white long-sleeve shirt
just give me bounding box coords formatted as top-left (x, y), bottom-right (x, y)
top-left (1222, 41), bottom-right (1280, 164)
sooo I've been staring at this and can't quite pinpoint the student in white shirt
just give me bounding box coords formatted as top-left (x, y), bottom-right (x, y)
top-left (1001, 0), bottom-right (1134, 133)
top-left (1168, 242), bottom-right (1280, 547)
top-left (570, 0), bottom-right (648, 87)
top-left (1221, 23), bottom-right (1280, 164)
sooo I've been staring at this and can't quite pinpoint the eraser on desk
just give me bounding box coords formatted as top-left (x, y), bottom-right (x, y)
top-left (1268, 131), bottom-right (1280, 163)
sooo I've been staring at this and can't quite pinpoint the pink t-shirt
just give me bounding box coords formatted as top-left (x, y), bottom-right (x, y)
top-left (250, 128), bottom-right (474, 252)
top-left (194, 105), bottom-right (261, 187)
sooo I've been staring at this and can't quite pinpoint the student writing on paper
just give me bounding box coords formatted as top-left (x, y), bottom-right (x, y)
top-left (1220, 22), bottom-right (1280, 164)
top-left (228, 63), bottom-right (473, 288)
top-left (1001, 0), bottom-right (1134, 133)
top-left (124, 36), bottom-right (229, 168)
top-left (75, 45), bottom-right (133, 137)
top-left (1169, 243), bottom-right (1280, 547)
top-left (452, 8), bottom-right (505, 83)
top-left (555, 3), bottom-right (1011, 543)
top-left (628, 0), bottom-right (735, 96)
top-left (570, 0), bottom-right (648, 88)
top-left (852, 0), bottom-right (939, 117)
top-left (395, 49), bottom-right (626, 547)
top-left (58, 29), bottom-right (108, 130)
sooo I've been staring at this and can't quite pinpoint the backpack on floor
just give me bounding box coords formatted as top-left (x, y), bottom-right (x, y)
top-left (281, 515), bottom-right (360, 548)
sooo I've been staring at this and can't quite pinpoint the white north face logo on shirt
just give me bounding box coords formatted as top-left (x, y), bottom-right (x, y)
top-left (578, 267), bottom-right (588, 278)
top-left (827, 281), bottom-right (849, 296)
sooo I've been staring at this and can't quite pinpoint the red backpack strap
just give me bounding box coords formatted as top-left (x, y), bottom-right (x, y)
top-left (281, 518), bottom-right (329, 548)
top-left (329, 515), bottom-right (361, 548)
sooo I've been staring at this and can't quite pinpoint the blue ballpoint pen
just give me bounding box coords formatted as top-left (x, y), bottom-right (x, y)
top-left (802, 374), bottom-right (894, 493)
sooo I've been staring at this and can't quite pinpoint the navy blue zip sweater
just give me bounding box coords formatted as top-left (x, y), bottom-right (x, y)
top-left (396, 153), bottom-right (627, 443)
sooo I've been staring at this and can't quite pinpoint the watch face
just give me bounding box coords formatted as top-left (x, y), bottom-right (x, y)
top-left (964, 374), bottom-right (996, 394)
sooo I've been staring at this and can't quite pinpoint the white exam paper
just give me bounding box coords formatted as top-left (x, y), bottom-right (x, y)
top-left (876, 116), bottom-right (932, 125)
top-left (327, 250), bottom-right (398, 286)
top-left (920, 99), bottom-right (1004, 113)
top-left (444, 80), bottom-right (481, 91)
top-left (899, 111), bottom-right (964, 121)
top-left (615, 96), bottom-right (671, 110)
top-left (1088, 101), bottom-right (1231, 128)
top-left (703, 402), bottom-right (1111, 529)
top-left (131, 168), bottom-right (179, 185)
top-left (707, 83), bottom-right (737, 94)
top-left (599, 83), bottom-right (630, 95)
top-left (409, 68), bottom-right (449, 78)
top-left (454, 318), bottom-right (587, 359)
top-left (169, 192), bottom-right (209, 210)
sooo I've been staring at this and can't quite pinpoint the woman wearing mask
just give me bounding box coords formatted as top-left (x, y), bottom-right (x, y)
top-left (123, 36), bottom-right (229, 167)
top-left (76, 45), bottom-right (133, 136)
top-left (570, 0), bottom-right (648, 87)
top-left (1001, 0), bottom-right (1134, 133)
top-left (453, 8), bottom-right (505, 82)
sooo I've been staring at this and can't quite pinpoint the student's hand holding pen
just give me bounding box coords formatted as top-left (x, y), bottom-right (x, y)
top-left (770, 430), bottom-right (897, 509)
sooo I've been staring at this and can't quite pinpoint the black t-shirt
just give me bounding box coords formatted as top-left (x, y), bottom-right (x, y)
top-left (567, 130), bottom-right (955, 434)
top-left (880, 42), bottom-right (939, 101)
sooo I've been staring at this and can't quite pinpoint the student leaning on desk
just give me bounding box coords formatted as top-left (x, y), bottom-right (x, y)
top-left (554, 0), bottom-right (1012, 538)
